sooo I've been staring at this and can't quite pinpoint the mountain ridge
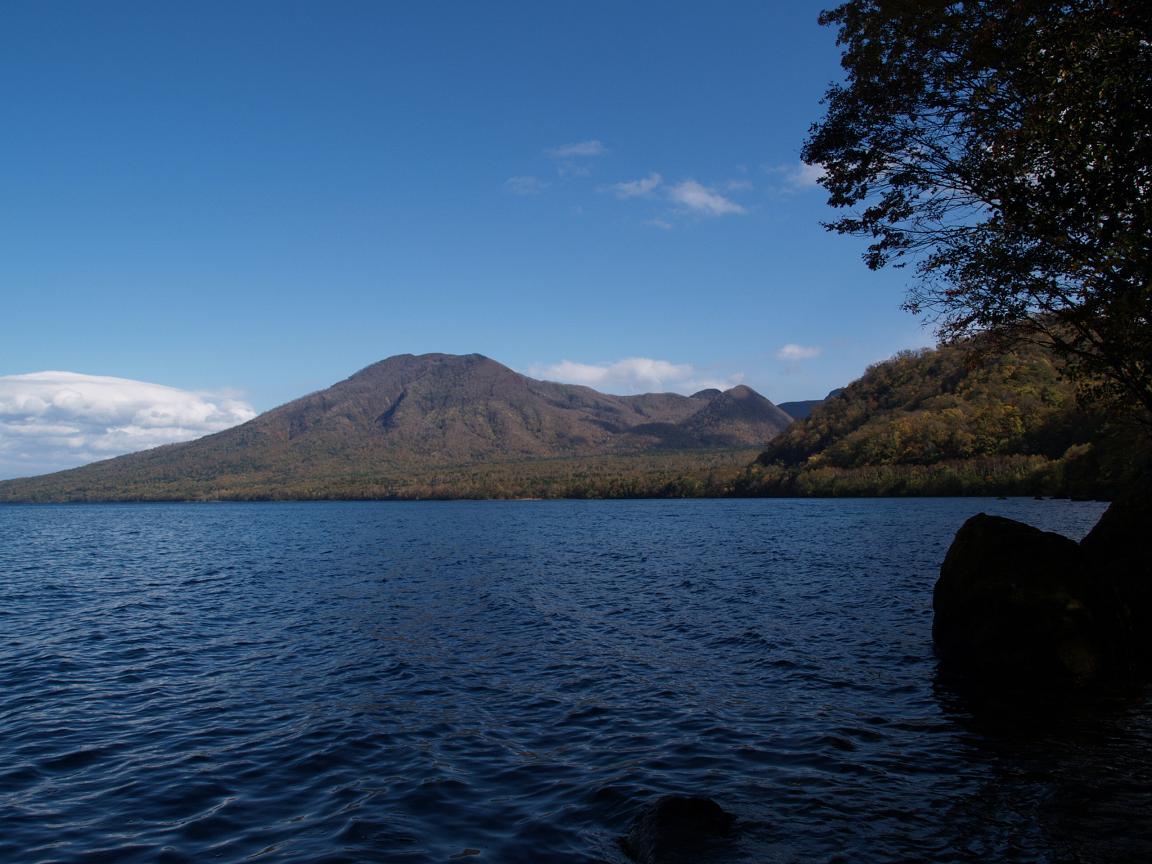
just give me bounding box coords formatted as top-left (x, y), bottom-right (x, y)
top-left (0, 353), bottom-right (792, 501)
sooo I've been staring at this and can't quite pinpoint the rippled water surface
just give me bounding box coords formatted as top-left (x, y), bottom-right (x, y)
top-left (3, 498), bottom-right (1149, 863)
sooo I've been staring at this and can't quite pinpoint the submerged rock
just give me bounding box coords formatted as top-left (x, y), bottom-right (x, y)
top-left (932, 514), bottom-right (1118, 686)
top-left (621, 795), bottom-right (735, 864)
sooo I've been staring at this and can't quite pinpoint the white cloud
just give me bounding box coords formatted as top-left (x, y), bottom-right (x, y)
top-left (0, 371), bottom-right (256, 479)
top-left (667, 180), bottom-right (747, 217)
top-left (546, 139), bottom-right (608, 177)
top-left (791, 162), bottom-right (825, 188)
top-left (547, 139), bottom-right (608, 159)
top-left (504, 175), bottom-right (549, 196)
top-left (610, 172), bottom-right (663, 199)
top-left (772, 161), bottom-right (826, 190)
top-left (528, 357), bottom-right (745, 395)
top-left (776, 344), bottom-right (822, 361)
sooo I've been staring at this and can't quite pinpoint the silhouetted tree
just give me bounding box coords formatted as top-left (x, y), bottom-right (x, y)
top-left (805, 0), bottom-right (1152, 422)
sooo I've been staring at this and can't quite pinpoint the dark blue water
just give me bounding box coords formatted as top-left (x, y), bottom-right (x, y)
top-left (2, 499), bottom-right (1149, 863)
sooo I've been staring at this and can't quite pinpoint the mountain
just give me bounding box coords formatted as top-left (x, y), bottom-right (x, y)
top-left (777, 400), bottom-right (821, 421)
top-left (738, 341), bottom-right (1145, 497)
top-left (778, 389), bottom-right (844, 422)
top-left (0, 353), bottom-right (793, 501)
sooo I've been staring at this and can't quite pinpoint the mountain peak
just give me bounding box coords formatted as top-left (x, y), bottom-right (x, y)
top-left (352, 352), bottom-right (499, 376)
top-left (724, 384), bottom-right (758, 399)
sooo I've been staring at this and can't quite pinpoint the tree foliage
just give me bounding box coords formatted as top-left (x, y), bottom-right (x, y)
top-left (804, 0), bottom-right (1152, 419)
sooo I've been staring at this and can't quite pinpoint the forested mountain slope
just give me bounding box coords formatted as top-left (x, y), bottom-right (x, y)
top-left (740, 342), bottom-right (1144, 497)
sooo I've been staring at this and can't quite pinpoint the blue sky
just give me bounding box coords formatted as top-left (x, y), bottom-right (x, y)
top-left (0, 1), bottom-right (934, 477)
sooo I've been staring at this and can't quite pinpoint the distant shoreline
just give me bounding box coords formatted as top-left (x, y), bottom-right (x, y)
top-left (0, 491), bottom-right (1113, 505)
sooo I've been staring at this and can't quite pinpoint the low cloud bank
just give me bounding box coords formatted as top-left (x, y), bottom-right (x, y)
top-left (0, 371), bottom-right (256, 479)
top-left (529, 357), bottom-right (744, 395)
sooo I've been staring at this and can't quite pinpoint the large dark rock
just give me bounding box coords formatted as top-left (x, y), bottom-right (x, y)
top-left (1081, 491), bottom-right (1152, 671)
top-left (621, 795), bottom-right (735, 864)
top-left (933, 514), bottom-right (1121, 686)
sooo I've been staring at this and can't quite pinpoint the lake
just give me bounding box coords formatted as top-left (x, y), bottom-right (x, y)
top-left (2, 498), bottom-right (1149, 863)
